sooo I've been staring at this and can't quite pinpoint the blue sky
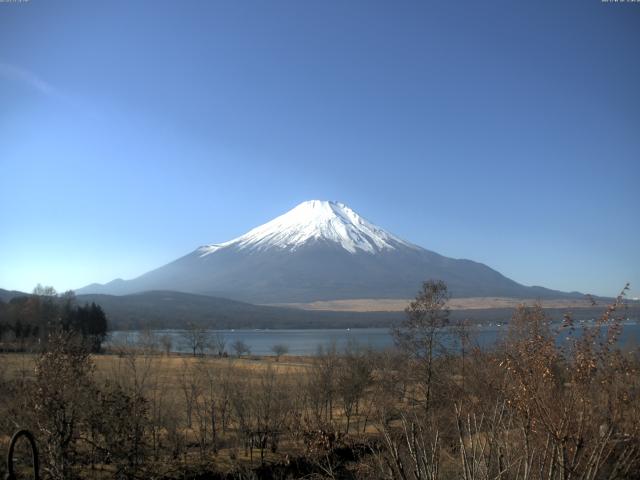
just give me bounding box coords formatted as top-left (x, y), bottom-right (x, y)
top-left (0, 0), bottom-right (638, 298)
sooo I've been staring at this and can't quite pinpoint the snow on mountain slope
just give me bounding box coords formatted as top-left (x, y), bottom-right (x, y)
top-left (197, 200), bottom-right (416, 256)
top-left (76, 200), bottom-right (579, 303)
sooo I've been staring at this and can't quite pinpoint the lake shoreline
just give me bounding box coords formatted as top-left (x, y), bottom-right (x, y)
top-left (107, 321), bottom-right (640, 356)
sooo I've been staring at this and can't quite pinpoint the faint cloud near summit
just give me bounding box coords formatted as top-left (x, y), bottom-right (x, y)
top-left (0, 62), bottom-right (55, 95)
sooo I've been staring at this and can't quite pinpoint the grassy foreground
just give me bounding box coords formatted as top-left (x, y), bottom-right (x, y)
top-left (0, 294), bottom-right (638, 479)
top-left (1, 351), bottom-right (320, 477)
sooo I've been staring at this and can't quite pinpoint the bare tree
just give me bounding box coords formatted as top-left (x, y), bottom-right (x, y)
top-left (271, 343), bottom-right (289, 361)
top-left (90, 381), bottom-right (149, 478)
top-left (32, 284), bottom-right (57, 297)
top-left (180, 322), bottom-right (210, 356)
top-left (232, 339), bottom-right (250, 358)
top-left (178, 359), bottom-right (199, 428)
top-left (31, 331), bottom-right (95, 480)
top-left (307, 342), bottom-right (339, 426)
top-left (230, 366), bottom-right (292, 464)
top-left (159, 334), bottom-right (173, 355)
top-left (137, 329), bottom-right (159, 354)
top-left (252, 366), bottom-right (291, 463)
top-left (393, 279), bottom-right (449, 413)
top-left (212, 331), bottom-right (227, 356)
top-left (495, 288), bottom-right (640, 480)
top-left (336, 343), bottom-right (373, 434)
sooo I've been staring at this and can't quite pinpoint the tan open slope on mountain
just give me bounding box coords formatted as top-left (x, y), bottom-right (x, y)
top-left (273, 297), bottom-right (600, 312)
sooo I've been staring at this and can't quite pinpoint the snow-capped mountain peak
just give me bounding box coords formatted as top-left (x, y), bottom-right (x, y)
top-left (198, 200), bottom-right (415, 256)
top-left (77, 200), bottom-right (574, 303)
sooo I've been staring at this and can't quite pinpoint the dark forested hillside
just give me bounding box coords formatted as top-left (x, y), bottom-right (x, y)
top-left (75, 290), bottom-right (403, 329)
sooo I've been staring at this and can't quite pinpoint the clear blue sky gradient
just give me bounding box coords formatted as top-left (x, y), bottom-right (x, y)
top-left (1, 1), bottom-right (638, 297)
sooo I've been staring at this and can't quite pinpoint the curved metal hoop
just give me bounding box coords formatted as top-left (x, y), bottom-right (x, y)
top-left (5, 429), bottom-right (39, 480)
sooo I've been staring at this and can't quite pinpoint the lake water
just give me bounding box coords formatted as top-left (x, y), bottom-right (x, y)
top-left (108, 321), bottom-right (640, 356)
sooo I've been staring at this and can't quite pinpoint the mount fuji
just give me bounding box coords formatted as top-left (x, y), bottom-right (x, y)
top-left (77, 200), bottom-right (576, 303)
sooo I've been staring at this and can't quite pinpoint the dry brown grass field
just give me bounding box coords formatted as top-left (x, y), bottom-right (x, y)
top-left (0, 350), bottom-right (364, 477)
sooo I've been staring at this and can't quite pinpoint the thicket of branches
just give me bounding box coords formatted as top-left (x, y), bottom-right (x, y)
top-left (0, 281), bottom-right (637, 479)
